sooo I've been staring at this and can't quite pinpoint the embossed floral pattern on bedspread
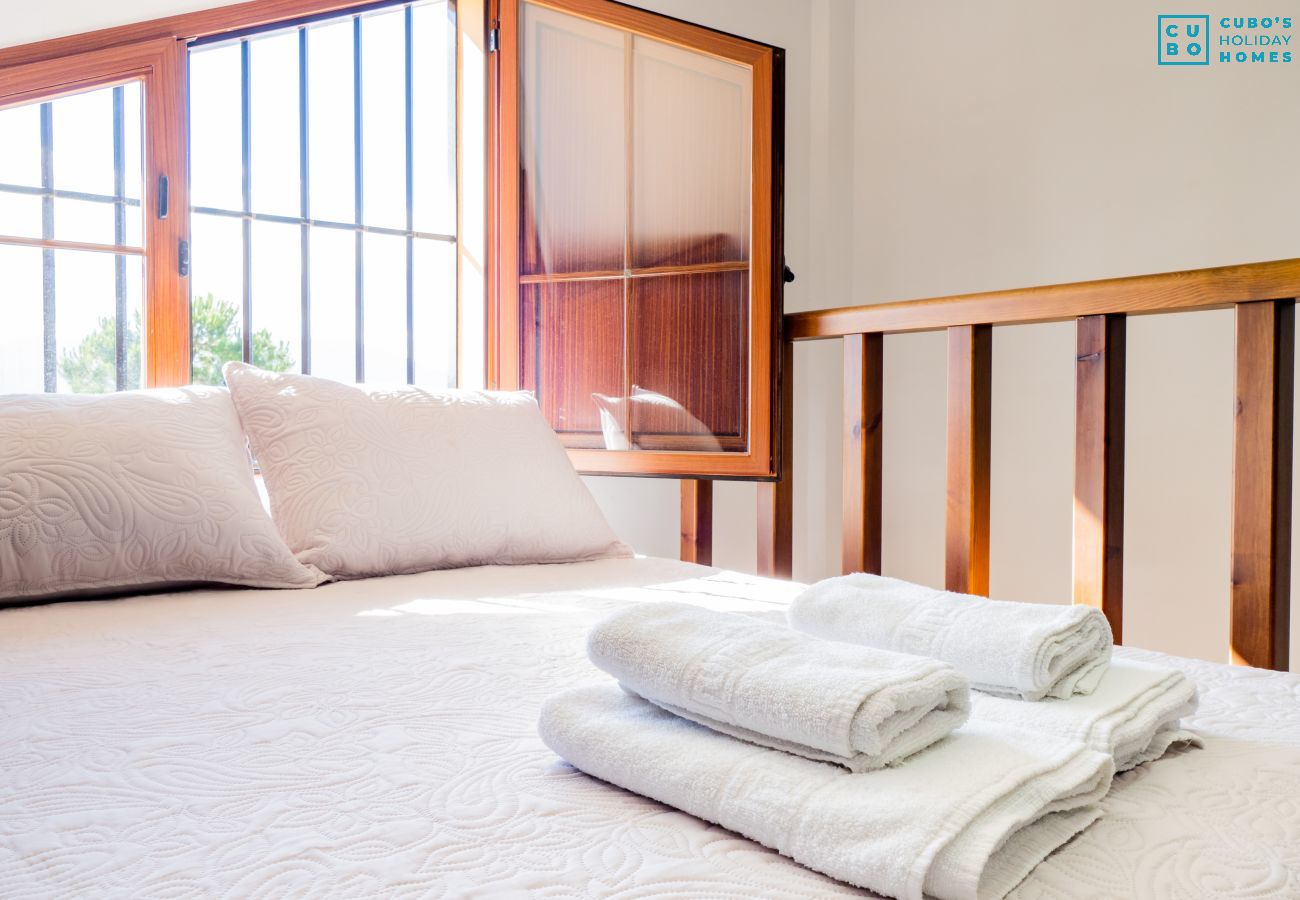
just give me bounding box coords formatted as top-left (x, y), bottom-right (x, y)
top-left (1, 558), bottom-right (1298, 898)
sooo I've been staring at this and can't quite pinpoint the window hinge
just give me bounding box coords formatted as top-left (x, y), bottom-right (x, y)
top-left (488, 26), bottom-right (499, 52)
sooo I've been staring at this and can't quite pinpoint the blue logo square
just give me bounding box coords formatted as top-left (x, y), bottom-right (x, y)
top-left (1159, 15), bottom-right (1211, 65)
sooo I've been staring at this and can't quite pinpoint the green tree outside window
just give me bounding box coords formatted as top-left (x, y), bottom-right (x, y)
top-left (59, 293), bottom-right (294, 393)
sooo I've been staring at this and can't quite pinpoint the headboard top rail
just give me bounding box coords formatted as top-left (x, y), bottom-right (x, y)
top-left (786, 257), bottom-right (1300, 340)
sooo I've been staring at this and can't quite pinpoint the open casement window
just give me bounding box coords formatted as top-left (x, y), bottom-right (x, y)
top-left (489, 0), bottom-right (784, 478)
top-left (0, 40), bottom-right (189, 390)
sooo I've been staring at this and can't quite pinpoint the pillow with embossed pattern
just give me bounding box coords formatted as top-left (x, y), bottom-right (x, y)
top-left (221, 362), bottom-right (632, 578)
top-left (0, 387), bottom-right (327, 603)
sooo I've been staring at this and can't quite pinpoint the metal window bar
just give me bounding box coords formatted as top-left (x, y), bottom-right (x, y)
top-left (240, 39), bottom-right (254, 367)
top-left (353, 14), bottom-right (365, 382)
top-left (39, 102), bottom-right (55, 393)
top-left (112, 85), bottom-right (128, 391)
top-left (404, 3), bottom-right (415, 385)
top-left (0, 183), bottom-right (143, 207)
top-left (299, 26), bottom-right (312, 375)
top-left (189, 1), bottom-right (456, 387)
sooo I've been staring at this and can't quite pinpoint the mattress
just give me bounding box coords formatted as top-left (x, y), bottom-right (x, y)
top-left (2, 556), bottom-right (1298, 899)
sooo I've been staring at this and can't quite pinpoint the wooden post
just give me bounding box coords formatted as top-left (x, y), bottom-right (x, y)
top-left (842, 333), bottom-right (883, 574)
top-left (1230, 299), bottom-right (1294, 670)
top-left (1073, 314), bottom-right (1126, 642)
top-left (679, 480), bottom-right (713, 566)
top-left (758, 340), bottom-right (794, 578)
top-left (945, 324), bottom-right (992, 595)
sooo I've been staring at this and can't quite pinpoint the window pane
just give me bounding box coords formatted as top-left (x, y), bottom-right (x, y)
top-left (53, 198), bottom-right (116, 245)
top-left (249, 31), bottom-right (301, 218)
top-left (0, 245), bottom-right (44, 392)
top-left (519, 2), bottom-right (626, 276)
top-left (411, 0), bottom-right (455, 235)
top-left (631, 36), bottom-right (750, 268)
top-left (54, 250), bottom-right (143, 394)
top-left (518, 280), bottom-right (624, 444)
top-left (189, 212), bottom-right (244, 385)
top-left (308, 227), bottom-right (356, 382)
top-left (0, 103), bottom-right (40, 187)
top-left (361, 231), bottom-right (406, 383)
top-left (189, 44), bottom-right (244, 211)
top-left (52, 87), bottom-right (115, 196)
top-left (122, 82), bottom-right (143, 203)
top-left (0, 192), bottom-right (41, 239)
top-left (307, 19), bottom-right (356, 224)
top-left (412, 238), bottom-right (455, 387)
top-left (249, 220), bottom-right (301, 373)
top-left (628, 271), bottom-right (748, 452)
top-left (360, 8), bottom-right (407, 231)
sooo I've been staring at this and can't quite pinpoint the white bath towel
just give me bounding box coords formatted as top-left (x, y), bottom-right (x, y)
top-left (540, 684), bottom-right (1114, 900)
top-left (789, 574), bottom-right (1112, 701)
top-left (587, 602), bottom-right (969, 772)
top-left (971, 659), bottom-right (1201, 771)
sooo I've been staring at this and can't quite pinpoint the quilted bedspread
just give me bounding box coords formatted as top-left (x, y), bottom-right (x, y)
top-left (2, 557), bottom-right (1299, 898)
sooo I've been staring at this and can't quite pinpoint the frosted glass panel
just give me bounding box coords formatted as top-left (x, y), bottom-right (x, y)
top-left (632, 37), bottom-right (750, 268)
top-left (519, 3), bottom-right (626, 275)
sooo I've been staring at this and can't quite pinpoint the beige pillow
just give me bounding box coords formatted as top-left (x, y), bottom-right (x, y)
top-left (222, 363), bottom-right (631, 578)
top-left (0, 387), bottom-right (326, 602)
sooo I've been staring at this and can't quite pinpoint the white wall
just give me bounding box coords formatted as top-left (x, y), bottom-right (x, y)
top-left (596, 0), bottom-right (1300, 671)
top-left (9, 0), bottom-right (1298, 669)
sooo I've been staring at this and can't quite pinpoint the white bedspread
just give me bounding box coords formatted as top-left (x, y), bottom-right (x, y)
top-left (2, 557), bottom-right (1298, 898)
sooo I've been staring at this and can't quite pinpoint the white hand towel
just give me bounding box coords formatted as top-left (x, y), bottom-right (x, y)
top-left (789, 574), bottom-right (1112, 701)
top-left (587, 601), bottom-right (970, 772)
top-left (540, 684), bottom-right (1114, 900)
top-left (970, 659), bottom-right (1201, 771)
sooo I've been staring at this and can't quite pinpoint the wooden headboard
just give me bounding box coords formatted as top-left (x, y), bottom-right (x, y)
top-left (691, 258), bottom-right (1300, 672)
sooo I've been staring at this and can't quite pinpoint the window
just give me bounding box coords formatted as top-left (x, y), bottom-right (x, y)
top-left (0, 2), bottom-right (458, 397)
top-left (0, 35), bottom-right (191, 393)
top-left (490, 0), bottom-right (784, 478)
top-left (188, 1), bottom-right (457, 388)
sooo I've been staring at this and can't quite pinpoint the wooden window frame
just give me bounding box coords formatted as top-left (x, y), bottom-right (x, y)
top-left (487, 0), bottom-right (785, 479)
top-left (0, 39), bottom-right (190, 386)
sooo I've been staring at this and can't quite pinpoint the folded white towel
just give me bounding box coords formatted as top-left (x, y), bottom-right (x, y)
top-left (789, 574), bottom-right (1112, 701)
top-left (586, 601), bottom-right (970, 772)
top-left (540, 684), bottom-right (1114, 900)
top-left (971, 659), bottom-right (1201, 771)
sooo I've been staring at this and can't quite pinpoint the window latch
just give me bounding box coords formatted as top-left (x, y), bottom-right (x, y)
top-left (178, 238), bottom-right (190, 277)
top-left (488, 26), bottom-right (499, 52)
top-left (158, 174), bottom-right (169, 219)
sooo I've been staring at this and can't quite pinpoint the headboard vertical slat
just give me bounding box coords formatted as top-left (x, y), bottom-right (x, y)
top-left (1073, 314), bottom-right (1127, 642)
top-left (841, 333), bottom-right (884, 575)
top-left (679, 480), bottom-right (714, 566)
top-left (944, 324), bottom-right (993, 595)
top-left (1230, 299), bottom-right (1294, 670)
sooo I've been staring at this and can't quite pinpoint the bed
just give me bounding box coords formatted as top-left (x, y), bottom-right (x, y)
top-left (4, 556), bottom-right (1299, 899)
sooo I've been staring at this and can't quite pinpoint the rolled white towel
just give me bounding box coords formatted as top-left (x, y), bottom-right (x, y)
top-left (587, 601), bottom-right (969, 772)
top-left (971, 659), bottom-right (1201, 771)
top-left (539, 684), bottom-right (1114, 900)
top-left (789, 574), bottom-right (1112, 701)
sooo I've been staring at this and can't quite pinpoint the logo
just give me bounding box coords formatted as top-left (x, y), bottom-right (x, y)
top-left (1159, 15), bottom-right (1210, 65)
